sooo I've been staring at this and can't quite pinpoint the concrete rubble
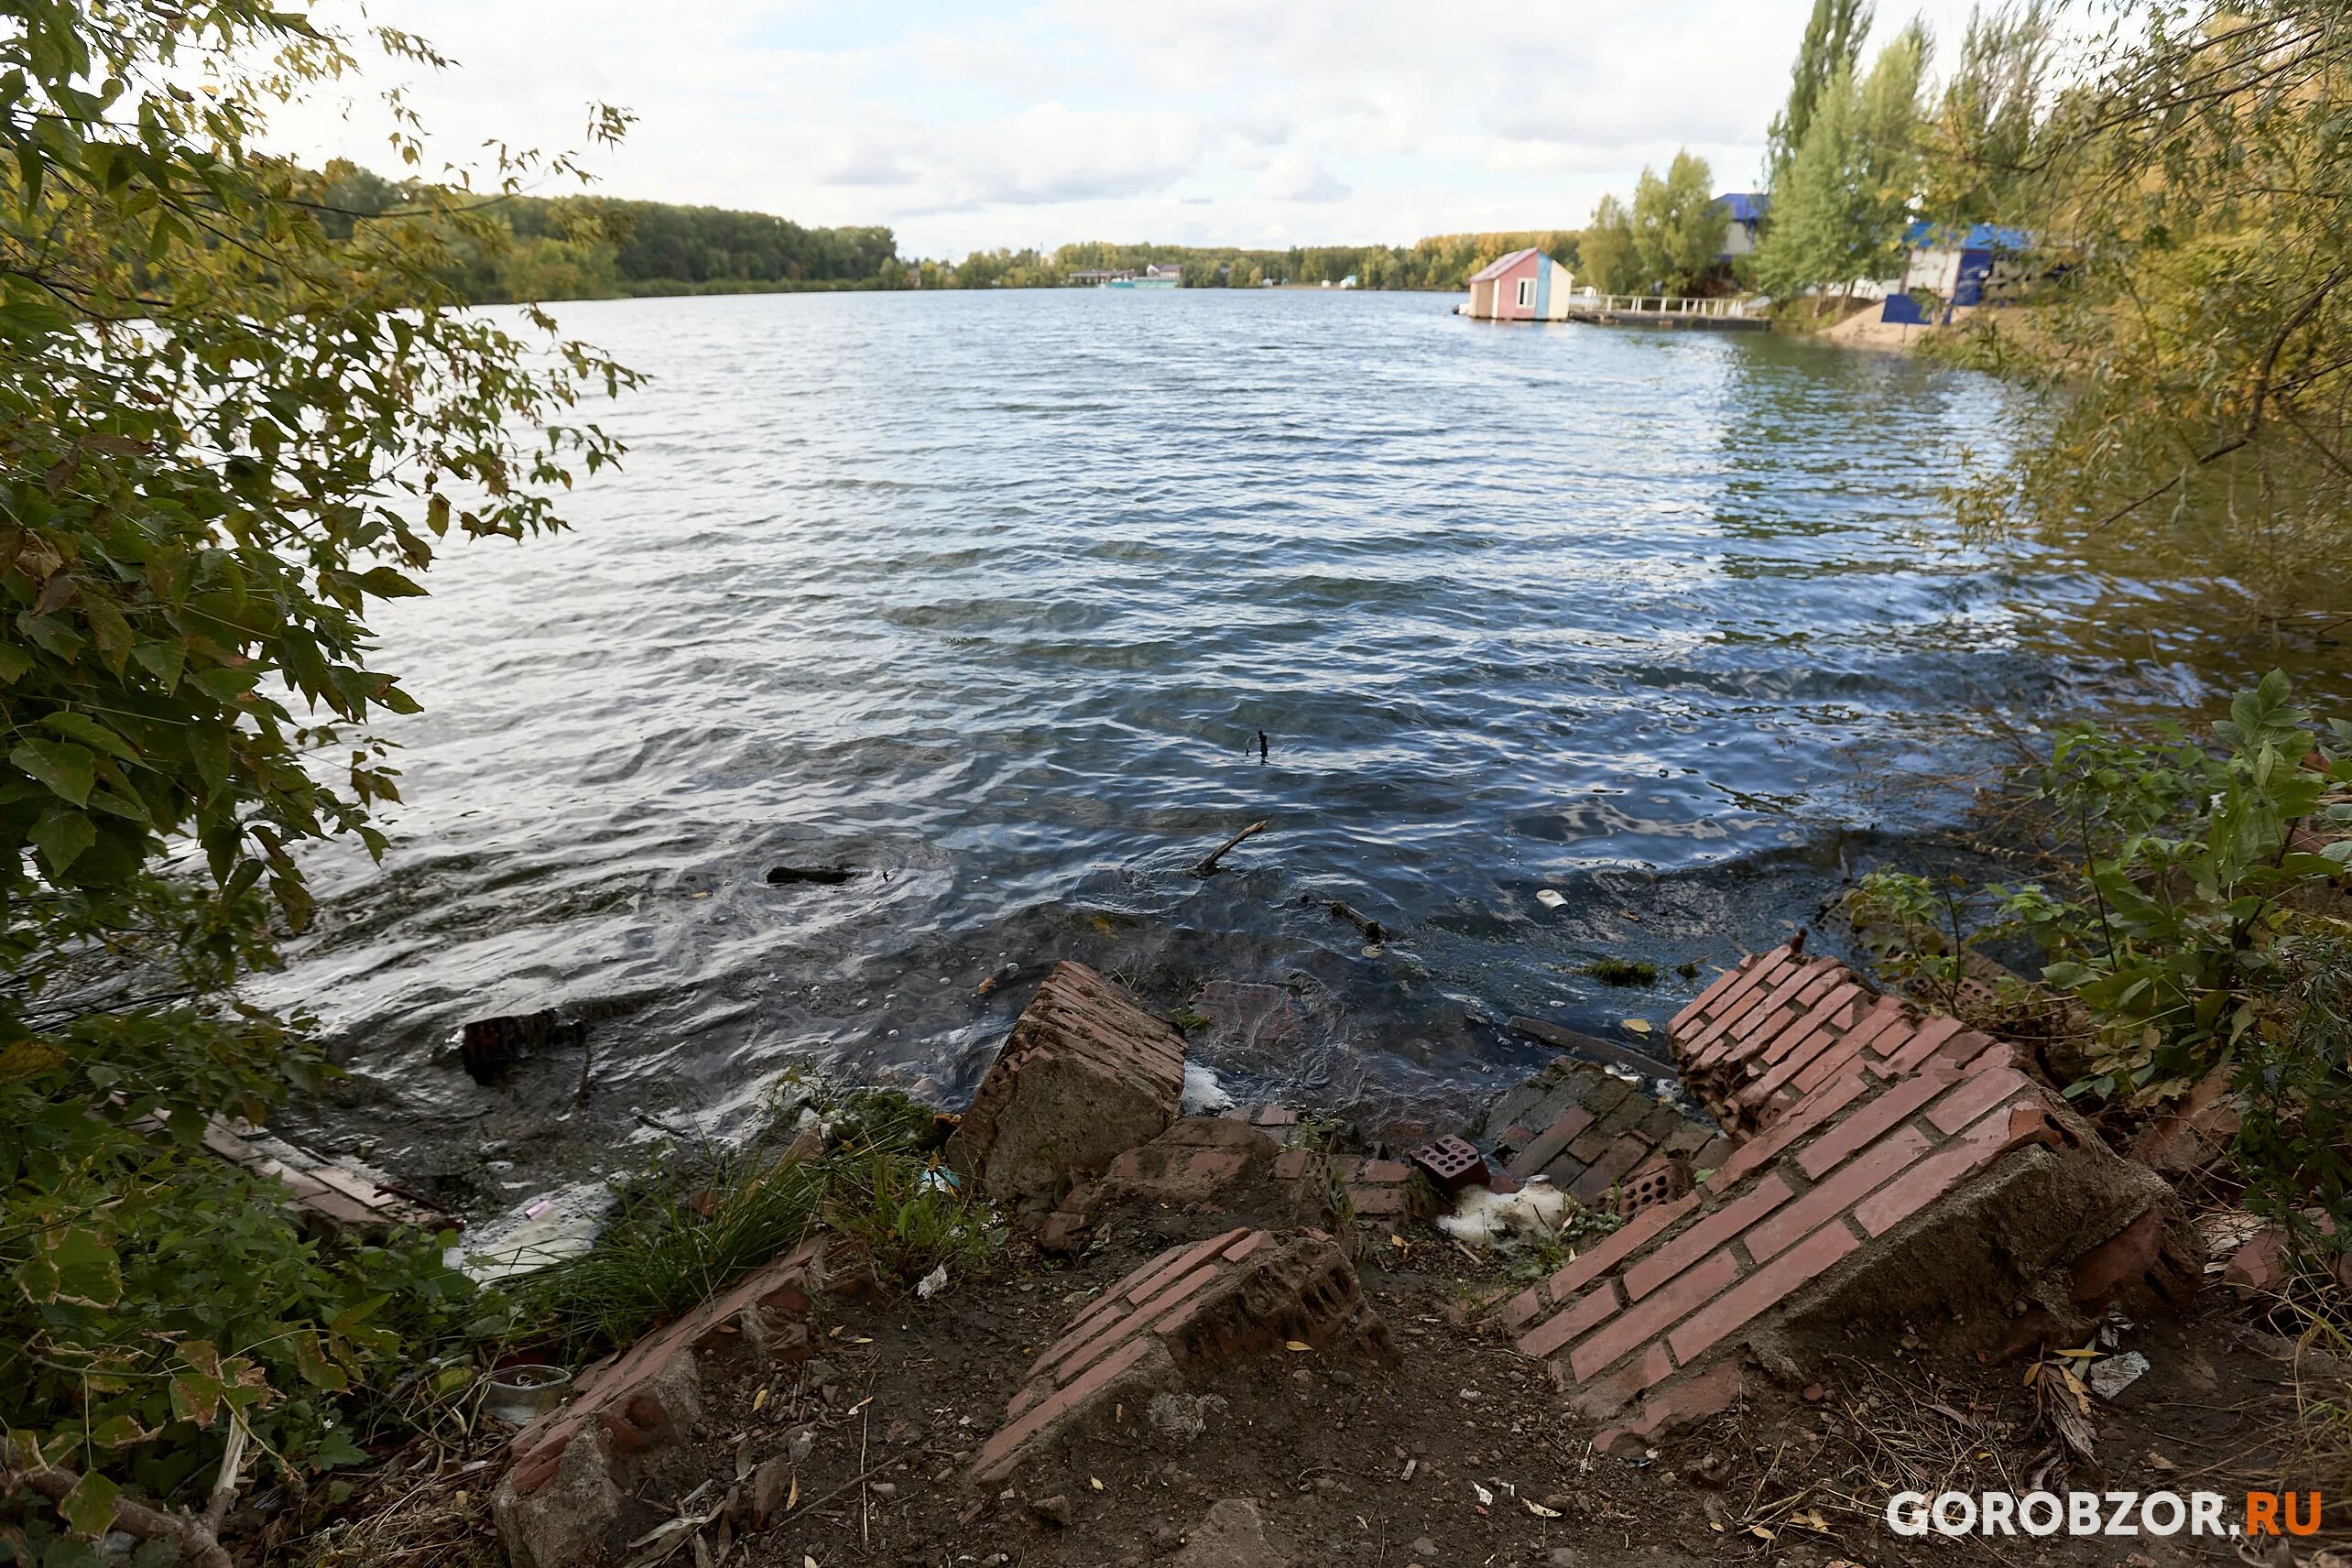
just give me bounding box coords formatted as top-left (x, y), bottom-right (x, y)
top-left (490, 942), bottom-right (2232, 1560)
top-left (945, 960), bottom-right (1186, 1207)
top-left (1501, 942), bottom-right (2200, 1451)
top-left (492, 1239), bottom-right (846, 1568)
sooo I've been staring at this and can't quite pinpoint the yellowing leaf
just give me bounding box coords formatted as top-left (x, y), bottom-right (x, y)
top-left (1284, 1340), bottom-right (1312, 1352)
top-left (1527, 1500), bottom-right (1561, 1518)
top-left (751, 1386), bottom-right (769, 1412)
top-left (1090, 1476), bottom-right (1105, 1491)
top-left (1623, 1018), bottom-right (1653, 1034)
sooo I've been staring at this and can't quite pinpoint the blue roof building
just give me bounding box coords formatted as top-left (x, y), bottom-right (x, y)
top-left (1715, 192), bottom-right (1769, 259)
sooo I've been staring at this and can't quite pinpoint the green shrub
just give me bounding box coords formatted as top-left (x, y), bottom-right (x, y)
top-left (822, 1151), bottom-right (1000, 1290)
top-left (1860, 671), bottom-right (2352, 1243)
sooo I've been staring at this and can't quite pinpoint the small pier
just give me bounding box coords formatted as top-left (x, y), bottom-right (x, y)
top-left (1563, 293), bottom-right (1770, 332)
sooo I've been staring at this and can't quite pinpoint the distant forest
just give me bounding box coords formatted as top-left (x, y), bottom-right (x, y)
top-left (315, 165), bottom-right (1580, 300)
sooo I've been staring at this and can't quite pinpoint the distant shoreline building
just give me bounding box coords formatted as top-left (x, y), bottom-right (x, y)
top-left (1070, 263), bottom-right (1181, 289)
top-left (1461, 247), bottom-right (1576, 321)
top-left (1714, 192), bottom-right (1769, 261)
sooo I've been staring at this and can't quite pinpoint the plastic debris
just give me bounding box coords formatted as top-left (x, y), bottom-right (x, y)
top-left (1181, 1060), bottom-right (1236, 1116)
top-left (915, 1263), bottom-right (950, 1300)
top-left (1536, 888), bottom-right (1567, 909)
top-left (1435, 1181), bottom-right (1572, 1251)
top-left (449, 1179), bottom-right (616, 1283)
top-left (2086, 1351), bottom-right (2151, 1400)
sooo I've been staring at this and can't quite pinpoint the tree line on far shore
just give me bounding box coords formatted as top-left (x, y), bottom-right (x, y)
top-left (319, 164), bottom-right (1584, 300)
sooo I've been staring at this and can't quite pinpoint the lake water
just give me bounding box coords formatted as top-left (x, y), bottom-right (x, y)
top-left (267, 288), bottom-right (2205, 1181)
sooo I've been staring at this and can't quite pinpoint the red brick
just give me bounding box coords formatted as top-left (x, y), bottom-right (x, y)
top-left (1032, 1298), bottom-right (1145, 1388)
top-left (1794, 1064), bottom-right (1959, 1180)
top-left (1570, 1339), bottom-right (1677, 1421)
top-left (1749, 1000), bottom-right (1862, 1089)
top-left (1569, 1136), bottom-right (1656, 1203)
top-left (1925, 1064), bottom-right (2037, 1136)
top-left (1682, 957), bottom-right (1826, 1062)
top-left (1223, 1230), bottom-right (1275, 1263)
top-left (1125, 1228), bottom-right (1249, 1305)
top-left (1782, 1033), bottom-right (1871, 1103)
top-left (1706, 1073), bottom-right (1867, 1189)
top-left (975, 1333), bottom-right (1160, 1481)
top-left (510, 1451), bottom-right (561, 1497)
top-left (1604, 1358), bottom-right (1747, 1448)
top-left (1669, 957), bottom-right (1755, 1031)
top-left (1623, 1174), bottom-right (1793, 1301)
top-left (1679, 947), bottom-right (1795, 1037)
top-left (1851, 1118), bottom-right (2009, 1235)
top-left (1271, 1149), bottom-right (1313, 1180)
top-left (1501, 1281), bottom-right (1547, 1330)
top-left (1747, 1127), bottom-right (1930, 1262)
top-left (1540, 1192), bottom-right (1692, 1300)
top-left (1358, 1159), bottom-right (1411, 1183)
top-left (1881, 1013), bottom-right (1966, 1073)
top-left (1667, 1221), bottom-right (1861, 1366)
top-left (1569, 1247), bottom-right (1740, 1382)
top-left (1509, 1107), bottom-right (1596, 1177)
top-left (1944, 1029), bottom-right (2008, 1069)
top-left (1757, 982), bottom-right (1867, 1064)
top-left (1349, 1185), bottom-right (1408, 1216)
top-left (1517, 1279), bottom-right (1625, 1360)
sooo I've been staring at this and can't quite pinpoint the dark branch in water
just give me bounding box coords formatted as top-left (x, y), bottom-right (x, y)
top-left (1192, 820), bottom-right (1270, 877)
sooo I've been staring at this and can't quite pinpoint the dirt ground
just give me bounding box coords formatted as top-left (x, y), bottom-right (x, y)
top-left (394, 1196), bottom-right (2345, 1568)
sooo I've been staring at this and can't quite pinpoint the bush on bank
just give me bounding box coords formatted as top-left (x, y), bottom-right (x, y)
top-left (1, 1), bottom-right (634, 1553)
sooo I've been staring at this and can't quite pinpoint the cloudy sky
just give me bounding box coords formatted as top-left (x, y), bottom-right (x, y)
top-left (277, 0), bottom-right (1984, 258)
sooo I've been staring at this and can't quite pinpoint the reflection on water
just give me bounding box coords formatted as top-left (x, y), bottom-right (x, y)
top-left (259, 289), bottom-right (2284, 1181)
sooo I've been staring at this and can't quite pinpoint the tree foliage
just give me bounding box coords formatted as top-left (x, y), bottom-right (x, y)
top-left (1758, 22), bottom-right (1932, 300)
top-left (1767, 0), bottom-right (1878, 186)
top-left (1920, 1), bottom-right (2056, 225)
top-left (1859, 674), bottom-right (2352, 1243)
top-left (1, 0), bottom-right (629, 1546)
top-left (1948, 0), bottom-right (2352, 626)
top-left (1628, 151), bottom-right (1728, 295)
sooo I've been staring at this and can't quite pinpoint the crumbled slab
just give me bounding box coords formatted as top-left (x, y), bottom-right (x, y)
top-left (971, 1227), bottom-right (1389, 1484)
top-left (1476, 1058), bottom-right (1732, 1208)
top-left (946, 961), bottom-right (1186, 1204)
top-left (1040, 1117), bottom-right (1336, 1251)
top-left (2129, 1066), bottom-right (2243, 1179)
top-left (494, 1239), bottom-right (843, 1568)
top-left (1502, 1023), bottom-right (2187, 1452)
top-left (1670, 942), bottom-right (2014, 1136)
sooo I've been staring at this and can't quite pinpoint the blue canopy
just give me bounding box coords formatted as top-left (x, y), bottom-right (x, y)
top-left (1904, 221), bottom-right (2033, 253)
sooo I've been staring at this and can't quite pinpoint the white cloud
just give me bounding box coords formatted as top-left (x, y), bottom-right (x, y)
top-left (266, 0), bottom-right (1989, 255)
top-left (1258, 149), bottom-right (1350, 203)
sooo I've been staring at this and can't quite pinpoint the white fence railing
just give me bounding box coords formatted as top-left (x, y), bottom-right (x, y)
top-left (1573, 292), bottom-right (1762, 317)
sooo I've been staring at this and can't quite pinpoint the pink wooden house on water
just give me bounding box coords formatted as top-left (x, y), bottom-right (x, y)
top-left (1462, 247), bottom-right (1577, 321)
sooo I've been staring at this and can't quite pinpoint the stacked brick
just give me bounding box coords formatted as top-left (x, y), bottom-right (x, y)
top-left (946, 962), bottom-right (1186, 1203)
top-left (1478, 1059), bottom-right (1734, 1207)
top-left (972, 1226), bottom-right (1387, 1483)
top-left (1671, 942), bottom-right (2012, 1136)
top-left (1502, 955), bottom-right (2181, 1452)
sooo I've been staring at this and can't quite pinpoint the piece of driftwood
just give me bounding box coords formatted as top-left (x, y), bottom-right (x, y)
top-left (766, 865), bottom-right (858, 886)
top-left (1506, 1015), bottom-right (1671, 1074)
top-left (1313, 897), bottom-right (1385, 942)
top-left (1192, 819), bottom-right (1269, 877)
